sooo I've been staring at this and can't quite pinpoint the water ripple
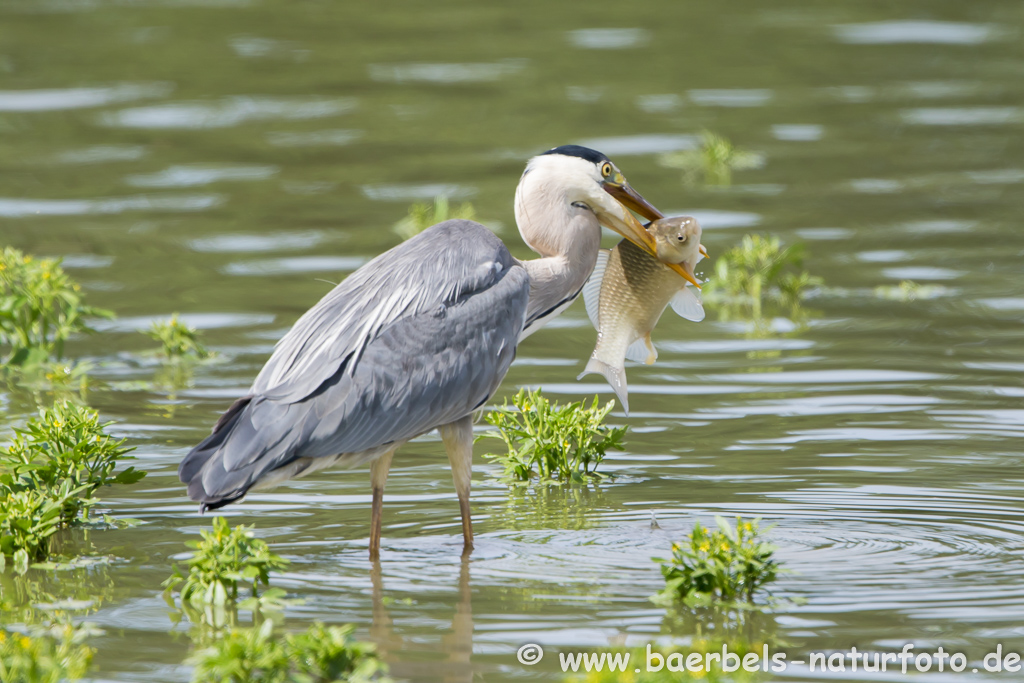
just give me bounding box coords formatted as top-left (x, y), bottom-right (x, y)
top-left (100, 96), bottom-right (356, 129)
top-left (574, 134), bottom-right (697, 156)
top-left (188, 230), bottom-right (330, 253)
top-left (368, 60), bottom-right (526, 84)
top-left (222, 255), bottom-right (368, 276)
top-left (833, 21), bottom-right (998, 45)
top-left (0, 83), bottom-right (171, 111)
top-left (0, 194), bottom-right (222, 217)
top-left (126, 164), bottom-right (278, 188)
top-left (567, 29), bottom-right (650, 50)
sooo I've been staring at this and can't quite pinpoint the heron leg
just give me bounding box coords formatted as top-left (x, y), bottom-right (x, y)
top-left (439, 415), bottom-right (475, 554)
top-left (369, 448), bottom-right (396, 560)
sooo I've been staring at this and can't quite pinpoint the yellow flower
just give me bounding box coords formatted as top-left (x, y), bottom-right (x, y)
top-left (19, 635), bottom-right (31, 648)
top-left (698, 542), bottom-right (710, 552)
top-left (720, 542), bottom-right (730, 552)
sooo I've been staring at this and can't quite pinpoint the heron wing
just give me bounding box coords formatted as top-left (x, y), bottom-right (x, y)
top-left (252, 220), bottom-right (515, 403)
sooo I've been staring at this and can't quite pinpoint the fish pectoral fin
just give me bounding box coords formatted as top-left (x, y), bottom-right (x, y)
top-left (581, 249), bottom-right (610, 331)
top-left (578, 357), bottom-right (629, 416)
top-left (670, 287), bottom-right (705, 322)
top-left (643, 334), bottom-right (657, 365)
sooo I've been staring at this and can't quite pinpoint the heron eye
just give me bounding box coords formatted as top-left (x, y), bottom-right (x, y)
top-left (601, 162), bottom-right (612, 178)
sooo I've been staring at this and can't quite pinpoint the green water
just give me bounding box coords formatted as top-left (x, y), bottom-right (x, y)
top-left (3, 0), bottom-right (1024, 680)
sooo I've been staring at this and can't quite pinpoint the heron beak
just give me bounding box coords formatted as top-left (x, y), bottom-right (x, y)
top-left (600, 179), bottom-right (703, 289)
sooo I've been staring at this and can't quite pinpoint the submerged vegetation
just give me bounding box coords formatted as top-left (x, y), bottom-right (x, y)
top-left (874, 279), bottom-right (947, 302)
top-left (0, 402), bottom-right (143, 571)
top-left (189, 621), bottom-right (385, 683)
top-left (147, 314), bottom-right (212, 360)
top-left (703, 234), bottom-right (820, 326)
top-left (0, 247), bottom-right (112, 368)
top-left (658, 131), bottom-right (763, 186)
top-left (480, 388), bottom-right (626, 483)
top-left (393, 196), bottom-right (477, 240)
top-left (653, 517), bottom-right (779, 607)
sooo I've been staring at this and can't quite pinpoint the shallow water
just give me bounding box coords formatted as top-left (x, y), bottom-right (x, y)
top-left (2, 0), bottom-right (1024, 680)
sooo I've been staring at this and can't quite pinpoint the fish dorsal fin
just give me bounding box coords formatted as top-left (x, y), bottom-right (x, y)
top-left (671, 286), bottom-right (705, 322)
top-left (625, 337), bottom-right (656, 364)
top-left (582, 249), bottom-right (610, 330)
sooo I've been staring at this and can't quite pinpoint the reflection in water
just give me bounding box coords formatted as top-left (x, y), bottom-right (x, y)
top-left (0, 560), bottom-right (119, 627)
top-left (491, 485), bottom-right (611, 532)
top-left (371, 559), bottom-right (474, 683)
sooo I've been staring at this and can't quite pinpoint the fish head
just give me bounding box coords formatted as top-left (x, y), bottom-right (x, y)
top-left (648, 216), bottom-right (703, 266)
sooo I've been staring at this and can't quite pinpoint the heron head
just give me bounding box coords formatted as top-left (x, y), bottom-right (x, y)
top-left (516, 145), bottom-right (702, 287)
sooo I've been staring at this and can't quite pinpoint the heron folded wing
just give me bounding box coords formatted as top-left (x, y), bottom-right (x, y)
top-left (252, 220), bottom-right (514, 404)
top-left (193, 260), bottom-right (529, 501)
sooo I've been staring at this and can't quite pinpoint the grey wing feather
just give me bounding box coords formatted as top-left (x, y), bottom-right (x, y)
top-left (252, 220), bottom-right (514, 403)
top-left (181, 220), bottom-right (529, 505)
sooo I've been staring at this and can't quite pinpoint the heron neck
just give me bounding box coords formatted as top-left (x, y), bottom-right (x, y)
top-left (520, 217), bottom-right (601, 330)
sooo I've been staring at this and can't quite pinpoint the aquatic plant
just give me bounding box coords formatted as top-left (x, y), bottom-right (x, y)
top-left (188, 620), bottom-right (385, 683)
top-left (163, 517), bottom-right (289, 610)
top-left (393, 196), bottom-right (476, 240)
top-left (0, 623), bottom-right (96, 683)
top-left (480, 388), bottom-right (626, 483)
top-left (658, 131), bottom-right (763, 186)
top-left (0, 247), bottom-right (113, 366)
top-left (0, 401), bottom-right (143, 526)
top-left (653, 517), bottom-right (779, 606)
top-left (874, 280), bottom-right (947, 302)
top-left (147, 314), bottom-right (211, 360)
top-left (703, 234), bottom-right (820, 322)
top-left (0, 402), bottom-right (142, 570)
top-left (0, 488), bottom-right (73, 572)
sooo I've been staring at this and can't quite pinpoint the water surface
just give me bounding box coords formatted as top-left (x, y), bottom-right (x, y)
top-left (2, 0), bottom-right (1024, 680)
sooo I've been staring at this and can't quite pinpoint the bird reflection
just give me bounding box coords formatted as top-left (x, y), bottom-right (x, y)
top-left (370, 558), bottom-right (474, 683)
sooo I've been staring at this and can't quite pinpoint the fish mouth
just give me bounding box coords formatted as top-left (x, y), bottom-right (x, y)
top-left (600, 180), bottom-right (705, 288)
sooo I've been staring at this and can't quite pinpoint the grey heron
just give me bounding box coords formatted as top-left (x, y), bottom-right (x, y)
top-left (178, 145), bottom-right (692, 558)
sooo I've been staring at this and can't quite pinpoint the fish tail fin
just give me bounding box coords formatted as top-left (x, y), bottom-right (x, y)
top-left (577, 357), bottom-right (629, 415)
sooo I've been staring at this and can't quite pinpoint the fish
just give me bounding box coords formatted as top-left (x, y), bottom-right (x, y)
top-left (578, 215), bottom-right (706, 414)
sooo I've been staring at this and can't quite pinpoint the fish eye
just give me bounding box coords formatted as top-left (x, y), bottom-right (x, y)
top-left (677, 235), bottom-right (687, 243)
top-left (600, 162), bottom-right (613, 178)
